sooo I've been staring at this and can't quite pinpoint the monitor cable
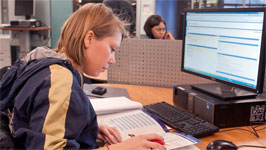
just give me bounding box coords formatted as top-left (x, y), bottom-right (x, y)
top-left (217, 123), bottom-right (266, 149)
top-left (218, 122), bottom-right (266, 138)
top-left (237, 145), bottom-right (266, 149)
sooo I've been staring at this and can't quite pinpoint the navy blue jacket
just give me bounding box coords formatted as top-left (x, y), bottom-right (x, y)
top-left (0, 48), bottom-right (98, 149)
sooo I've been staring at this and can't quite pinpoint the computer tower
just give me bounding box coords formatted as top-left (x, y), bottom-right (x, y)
top-left (173, 85), bottom-right (266, 128)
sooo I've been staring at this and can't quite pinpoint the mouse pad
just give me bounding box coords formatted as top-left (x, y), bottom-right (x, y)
top-left (83, 84), bottom-right (130, 99)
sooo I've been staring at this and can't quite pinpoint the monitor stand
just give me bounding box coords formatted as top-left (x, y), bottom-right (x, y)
top-left (191, 83), bottom-right (257, 100)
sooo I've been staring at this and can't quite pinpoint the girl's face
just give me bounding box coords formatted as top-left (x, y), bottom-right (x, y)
top-left (151, 21), bottom-right (166, 39)
top-left (82, 30), bottom-right (122, 76)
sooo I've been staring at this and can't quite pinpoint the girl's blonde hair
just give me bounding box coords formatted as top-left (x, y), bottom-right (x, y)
top-left (56, 3), bottom-right (126, 66)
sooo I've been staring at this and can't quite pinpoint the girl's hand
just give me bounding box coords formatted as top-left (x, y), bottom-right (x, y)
top-left (98, 124), bottom-right (122, 144)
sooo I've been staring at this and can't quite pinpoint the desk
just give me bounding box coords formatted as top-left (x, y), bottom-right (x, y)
top-left (0, 26), bottom-right (51, 53)
top-left (97, 83), bottom-right (266, 150)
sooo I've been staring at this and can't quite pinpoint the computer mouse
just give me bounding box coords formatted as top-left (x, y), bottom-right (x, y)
top-left (207, 140), bottom-right (238, 150)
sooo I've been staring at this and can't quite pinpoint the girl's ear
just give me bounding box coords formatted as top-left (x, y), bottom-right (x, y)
top-left (84, 30), bottom-right (94, 48)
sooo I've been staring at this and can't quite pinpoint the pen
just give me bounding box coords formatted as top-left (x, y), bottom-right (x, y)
top-left (151, 139), bottom-right (165, 145)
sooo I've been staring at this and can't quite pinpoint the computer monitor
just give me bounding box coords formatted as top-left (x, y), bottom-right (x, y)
top-left (181, 8), bottom-right (265, 100)
top-left (15, 0), bottom-right (34, 20)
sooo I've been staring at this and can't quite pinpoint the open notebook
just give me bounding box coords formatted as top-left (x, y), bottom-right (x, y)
top-left (90, 97), bottom-right (200, 150)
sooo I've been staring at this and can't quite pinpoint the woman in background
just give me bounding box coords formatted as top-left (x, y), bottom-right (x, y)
top-left (144, 15), bottom-right (175, 40)
top-left (0, 3), bottom-right (164, 150)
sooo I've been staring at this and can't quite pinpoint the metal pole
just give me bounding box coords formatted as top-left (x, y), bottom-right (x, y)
top-left (199, 0), bottom-right (202, 9)
top-left (191, 0), bottom-right (194, 9)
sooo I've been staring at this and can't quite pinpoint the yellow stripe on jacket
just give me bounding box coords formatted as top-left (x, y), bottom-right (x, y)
top-left (42, 64), bottom-right (73, 150)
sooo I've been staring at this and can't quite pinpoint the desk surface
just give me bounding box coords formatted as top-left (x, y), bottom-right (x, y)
top-left (0, 26), bottom-right (51, 31)
top-left (97, 83), bottom-right (266, 150)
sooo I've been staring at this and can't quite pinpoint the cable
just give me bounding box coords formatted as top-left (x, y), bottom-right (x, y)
top-left (250, 125), bottom-right (260, 137)
top-left (250, 122), bottom-right (266, 137)
top-left (256, 126), bottom-right (266, 131)
top-left (238, 145), bottom-right (266, 149)
top-left (252, 124), bottom-right (263, 129)
top-left (218, 124), bottom-right (266, 149)
top-left (251, 123), bottom-right (266, 129)
top-left (218, 123), bottom-right (266, 138)
top-left (218, 127), bottom-right (259, 137)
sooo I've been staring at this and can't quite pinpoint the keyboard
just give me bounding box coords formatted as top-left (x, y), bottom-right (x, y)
top-left (144, 102), bottom-right (219, 138)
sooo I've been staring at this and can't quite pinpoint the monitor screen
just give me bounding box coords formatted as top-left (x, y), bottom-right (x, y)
top-left (15, 0), bottom-right (34, 19)
top-left (182, 8), bottom-right (265, 99)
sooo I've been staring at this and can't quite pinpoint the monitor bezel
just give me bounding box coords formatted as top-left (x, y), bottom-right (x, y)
top-left (181, 8), bottom-right (266, 93)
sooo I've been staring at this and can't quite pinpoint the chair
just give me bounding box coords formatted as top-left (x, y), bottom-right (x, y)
top-left (0, 66), bottom-right (10, 80)
top-left (0, 66), bottom-right (17, 149)
top-left (0, 111), bottom-right (15, 150)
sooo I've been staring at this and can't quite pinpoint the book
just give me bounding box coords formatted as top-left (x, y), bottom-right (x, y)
top-left (90, 97), bottom-right (142, 115)
top-left (91, 97), bottom-right (200, 149)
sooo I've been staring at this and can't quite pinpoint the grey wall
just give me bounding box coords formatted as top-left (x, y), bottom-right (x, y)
top-left (50, 0), bottom-right (72, 48)
top-left (35, 0), bottom-right (51, 47)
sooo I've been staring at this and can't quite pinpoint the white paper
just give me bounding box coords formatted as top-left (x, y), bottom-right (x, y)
top-left (97, 109), bottom-right (197, 150)
top-left (162, 132), bottom-right (197, 150)
top-left (90, 97), bottom-right (143, 115)
top-left (98, 109), bottom-right (165, 140)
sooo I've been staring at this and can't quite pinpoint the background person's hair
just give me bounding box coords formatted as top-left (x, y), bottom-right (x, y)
top-left (144, 15), bottom-right (166, 39)
top-left (56, 3), bottom-right (126, 66)
top-left (103, 0), bottom-right (135, 36)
